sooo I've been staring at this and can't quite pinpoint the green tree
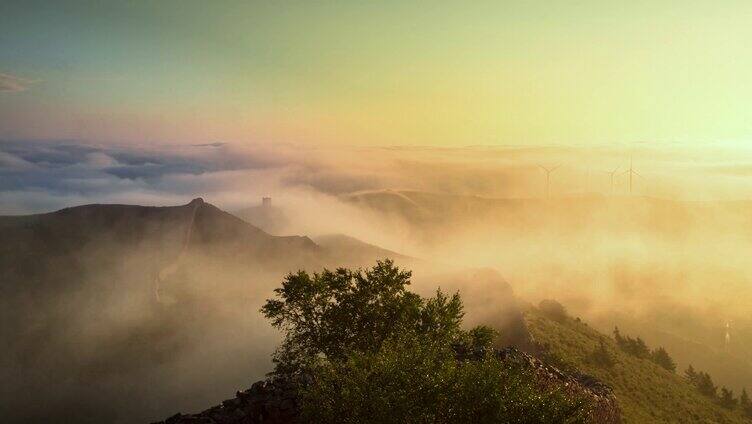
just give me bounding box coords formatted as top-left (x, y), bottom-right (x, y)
top-left (696, 372), bottom-right (718, 398)
top-left (264, 260), bottom-right (594, 423)
top-left (301, 333), bottom-right (591, 424)
top-left (613, 327), bottom-right (624, 347)
top-left (261, 259), bottom-right (470, 374)
top-left (684, 364), bottom-right (698, 385)
top-left (614, 329), bottom-right (651, 359)
top-left (462, 325), bottom-right (498, 351)
top-left (650, 347), bottom-right (676, 372)
top-left (740, 388), bottom-right (752, 417)
top-left (629, 336), bottom-right (651, 358)
top-left (719, 387), bottom-right (737, 410)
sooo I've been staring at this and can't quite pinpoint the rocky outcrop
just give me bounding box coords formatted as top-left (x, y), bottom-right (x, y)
top-left (471, 347), bottom-right (621, 424)
top-left (154, 347), bottom-right (620, 424)
top-left (154, 376), bottom-right (303, 424)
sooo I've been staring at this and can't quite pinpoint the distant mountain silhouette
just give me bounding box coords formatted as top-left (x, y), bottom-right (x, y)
top-left (235, 202), bottom-right (289, 235)
top-left (0, 199), bottom-right (411, 423)
top-left (0, 198), bottom-right (319, 293)
top-left (342, 189), bottom-right (752, 240)
top-left (313, 233), bottom-right (411, 264)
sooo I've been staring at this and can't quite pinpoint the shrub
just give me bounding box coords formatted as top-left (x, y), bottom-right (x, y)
top-left (686, 366), bottom-right (724, 401)
top-left (263, 260), bottom-right (594, 423)
top-left (462, 325), bottom-right (498, 351)
top-left (301, 333), bottom-right (592, 424)
top-left (684, 365), bottom-right (698, 384)
top-left (740, 388), bottom-right (752, 417)
top-left (719, 387), bottom-right (737, 410)
top-left (613, 327), bottom-right (650, 359)
top-left (650, 347), bottom-right (676, 373)
top-left (261, 260), bottom-right (468, 374)
top-left (695, 372), bottom-right (718, 398)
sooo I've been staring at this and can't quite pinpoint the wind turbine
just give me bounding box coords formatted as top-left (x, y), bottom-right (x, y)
top-left (606, 167), bottom-right (620, 194)
top-left (621, 157), bottom-right (641, 195)
top-left (539, 165), bottom-right (559, 199)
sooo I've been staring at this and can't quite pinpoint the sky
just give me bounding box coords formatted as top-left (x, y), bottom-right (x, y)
top-left (3, 1), bottom-right (752, 148)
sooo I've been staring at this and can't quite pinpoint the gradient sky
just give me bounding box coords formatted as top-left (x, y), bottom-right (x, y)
top-left (3, 1), bottom-right (752, 147)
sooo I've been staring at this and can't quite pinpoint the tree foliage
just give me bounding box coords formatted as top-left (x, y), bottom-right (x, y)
top-left (262, 260), bottom-right (593, 422)
top-left (261, 260), bottom-right (470, 374)
top-left (614, 327), bottom-right (676, 373)
top-left (650, 347), bottom-right (676, 373)
top-left (720, 387), bottom-right (738, 410)
top-left (613, 327), bottom-right (650, 359)
top-left (695, 371), bottom-right (718, 398)
top-left (740, 388), bottom-right (752, 418)
top-left (685, 365), bottom-right (698, 385)
top-left (301, 333), bottom-right (591, 424)
top-left (686, 365), bottom-right (728, 403)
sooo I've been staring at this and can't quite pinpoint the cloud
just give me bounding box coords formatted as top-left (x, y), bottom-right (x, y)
top-left (192, 142), bottom-right (227, 148)
top-left (0, 140), bottom-right (314, 214)
top-left (85, 152), bottom-right (118, 168)
top-left (0, 73), bottom-right (37, 92)
top-left (3, 139), bottom-right (752, 216)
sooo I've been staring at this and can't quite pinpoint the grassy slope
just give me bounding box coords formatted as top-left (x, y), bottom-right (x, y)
top-left (524, 310), bottom-right (749, 424)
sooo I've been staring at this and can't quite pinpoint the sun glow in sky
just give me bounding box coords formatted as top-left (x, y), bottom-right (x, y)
top-left (3, 1), bottom-right (752, 147)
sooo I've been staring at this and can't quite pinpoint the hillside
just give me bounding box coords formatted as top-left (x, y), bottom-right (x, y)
top-left (343, 189), bottom-right (752, 395)
top-left (235, 202), bottom-right (289, 235)
top-left (0, 198), bottom-right (320, 309)
top-left (234, 202), bottom-right (413, 267)
top-left (155, 346), bottom-right (620, 424)
top-left (525, 309), bottom-right (749, 423)
top-left (313, 233), bottom-right (411, 264)
top-left (153, 259), bottom-right (619, 424)
top-left (590, 313), bottom-right (752, 396)
top-left (0, 199), bottom-right (412, 423)
top-left (342, 189), bottom-right (752, 240)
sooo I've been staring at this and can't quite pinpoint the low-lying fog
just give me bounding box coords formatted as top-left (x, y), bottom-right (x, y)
top-left (3, 140), bottom-right (752, 422)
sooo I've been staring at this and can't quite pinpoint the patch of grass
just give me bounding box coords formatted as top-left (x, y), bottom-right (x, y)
top-left (525, 309), bottom-right (749, 424)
